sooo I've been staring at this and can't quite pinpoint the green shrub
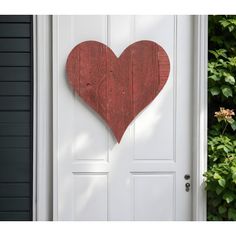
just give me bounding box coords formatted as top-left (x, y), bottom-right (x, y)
top-left (204, 135), bottom-right (236, 220)
top-left (208, 15), bottom-right (236, 129)
top-left (208, 49), bottom-right (236, 104)
top-left (204, 134), bottom-right (236, 221)
top-left (204, 107), bottom-right (236, 220)
top-left (206, 15), bottom-right (236, 220)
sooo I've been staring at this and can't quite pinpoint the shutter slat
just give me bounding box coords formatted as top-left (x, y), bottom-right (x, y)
top-left (0, 82), bottom-right (30, 95)
top-left (0, 211), bottom-right (30, 221)
top-left (0, 111), bottom-right (30, 123)
top-left (0, 53), bottom-right (30, 66)
top-left (0, 96), bottom-right (30, 110)
top-left (0, 16), bottom-right (31, 23)
top-left (0, 39), bottom-right (30, 52)
top-left (0, 183), bottom-right (30, 197)
top-left (0, 149), bottom-right (30, 182)
top-left (0, 123), bottom-right (30, 136)
top-left (0, 23), bottom-right (30, 37)
top-left (0, 67), bottom-right (30, 82)
top-left (0, 198), bottom-right (30, 211)
top-left (0, 137), bottom-right (30, 148)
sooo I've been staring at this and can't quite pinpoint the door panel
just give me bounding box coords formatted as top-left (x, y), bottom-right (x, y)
top-left (74, 174), bottom-right (108, 220)
top-left (133, 174), bottom-right (174, 220)
top-left (55, 15), bottom-right (193, 221)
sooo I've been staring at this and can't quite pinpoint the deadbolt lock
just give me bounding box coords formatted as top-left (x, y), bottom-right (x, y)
top-left (184, 174), bottom-right (190, 180)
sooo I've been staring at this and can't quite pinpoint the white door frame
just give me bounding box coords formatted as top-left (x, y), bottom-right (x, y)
top-left (192, 15), bottom-right (208, 221)
top-left (33, 15), bottom-right (208, 221)
top-left (33, 15), bottom-right (53, 221)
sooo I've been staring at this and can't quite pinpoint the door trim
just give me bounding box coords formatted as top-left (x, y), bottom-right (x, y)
top-left (33, 15), bottom-right (53, 221)
top-left (34, 15), bottom-right (208, 221)
top-left (52, 15), bottom-right (59, 221)
top-left (192, 15), bottom-right (208, 221)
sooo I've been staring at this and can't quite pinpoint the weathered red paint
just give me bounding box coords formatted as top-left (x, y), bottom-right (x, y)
top-left (66, 40), bottom-right (170, 143)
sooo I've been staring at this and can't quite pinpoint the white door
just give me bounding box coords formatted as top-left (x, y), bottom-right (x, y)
top-left (53, 15), bottom-right (193, 221)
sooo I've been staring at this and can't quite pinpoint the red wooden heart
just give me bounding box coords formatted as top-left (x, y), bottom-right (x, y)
top-left (66, 40), bottom-right (170, 143)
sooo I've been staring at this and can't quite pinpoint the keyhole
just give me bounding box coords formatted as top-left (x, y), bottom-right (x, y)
top-left (185, 183), bottom-right (191, 192)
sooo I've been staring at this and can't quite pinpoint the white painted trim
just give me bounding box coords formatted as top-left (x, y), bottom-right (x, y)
top-left (52, 15), bottom-right (59, 221)
top-left (192, 15), bottom-right (208, 221)
top-left (32, 15), bottom-right (37, 221)
top-left (33, 15), bottom-right (53, 221)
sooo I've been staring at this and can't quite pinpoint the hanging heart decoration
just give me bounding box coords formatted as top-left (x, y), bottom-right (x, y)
top-left (66, 40), bottom-right (170, 143)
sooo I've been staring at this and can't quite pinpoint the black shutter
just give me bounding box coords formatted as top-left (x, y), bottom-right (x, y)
top-left (0, 15), bottom-right (33, 221)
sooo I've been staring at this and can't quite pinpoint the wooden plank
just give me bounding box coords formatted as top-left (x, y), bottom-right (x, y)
top-left (66, 40), bottom-right (170, 142)
top-left (0, 137), bottom-right (30, 148)
top-left (0, 82), bottom-right (30, 95)
top-left (0, 123), bottom-right (30, 136)
top-left (0, 15), bottom-right (31, 23)
top-left (0, 198), bottom-right (31, 211)
top-left (0, 38), bottom-right (30, 52)
top-left (0, 211), bottom-right (30, 221)
top-left (0, 23), bottom-right (30, 37)
top-left (0, 183), bottom-right (30, 197)
top-left (0, 96), bottom-right (30, 110)
top-left (0, 53), bottom-right (30, 66)
top-left (0, 67), bottom-right (30, 81)
top-left (0, 111), bottom-right (30, 123)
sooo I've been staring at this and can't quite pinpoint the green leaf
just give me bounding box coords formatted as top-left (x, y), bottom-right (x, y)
top-left (209, 74), bottom-right (221, 81)
top-left (217, 144), bottom-right (230, 153)
top-left (218, 178), bottom-right (226, 188)
top-left (231, 167), bottom-right (236, 173)
top-left (209, 49), bottom-right (227, 59)
top-left (218, 205), bottom-right (227, 214)
top-left (214, 172), bottom-right (222, 179)
top-left (223, 192), bottom-right (235, 204)
top-left (229, 19), bottom-right (236, 25)
top-left (230, 121), bottom-right (236, 131)
top-left (220, 19), bottom-right (231, 28)
top-left (210, 87), bottom-right (221, 96)
top-left (209, 50), bottom-right (219, 58)
top-left (227, 117), bottom-right (235, 124)
top-left (232, 172), bottom-right (236, 181)
top-left (221, 85), bottom-right (233, 97)
top-left (216, 186), bottom-right (224, 195)
top-left (225, 74), bottom-right (235, 85)
top-left (228, 208), bottom-right (236, 220)
top-left (217, 49), bottom-right (227, 57)
top-left (229, 25), bottom-right (234, 32)
top-left (228, 57), bottom-right (236, 66)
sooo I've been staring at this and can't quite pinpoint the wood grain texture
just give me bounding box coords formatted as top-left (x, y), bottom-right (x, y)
top-left (66, 40), bottom-right (170, 142)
